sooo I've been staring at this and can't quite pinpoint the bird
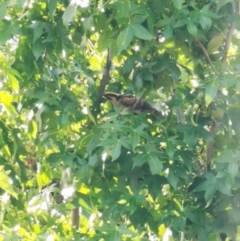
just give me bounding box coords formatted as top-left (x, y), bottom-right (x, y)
top-left (103, 92), bottom-right (160, 115)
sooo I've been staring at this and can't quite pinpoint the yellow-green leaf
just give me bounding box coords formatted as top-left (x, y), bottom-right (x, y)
top-left (207, 33), bottom-right (224, 54)
top-left (28, 120), bottom-right (38, 139)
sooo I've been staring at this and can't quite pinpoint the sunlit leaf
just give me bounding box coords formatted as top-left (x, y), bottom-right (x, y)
top-left (28, 120), bottom-right (38, 139)
top-left (0, 167), bottom-right (17, 198)
top-left (7, 73), bottom-right (19, 91)
top-left (62, 3), bottom-right (77, 28)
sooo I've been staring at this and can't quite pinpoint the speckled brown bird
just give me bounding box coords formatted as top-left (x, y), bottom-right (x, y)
top-left (103, 92), bottom-right (160, 115)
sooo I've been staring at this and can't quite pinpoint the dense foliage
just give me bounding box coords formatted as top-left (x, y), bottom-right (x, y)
top-left (1, 0), bottom-right (240, 240)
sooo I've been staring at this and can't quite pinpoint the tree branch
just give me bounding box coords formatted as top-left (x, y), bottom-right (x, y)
top-left (71, 207), bottom-right (80, 229)
top-left (221, 24), bottom-right (235, 64)
top-left (221, 2), bottom-right (239, 64)
top-left (132, 90), bottom-right (147, 111)
top-left (194, 39), bottom-right (219, 76)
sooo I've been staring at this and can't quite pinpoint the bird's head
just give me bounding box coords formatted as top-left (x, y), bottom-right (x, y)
top-left (103, 92), bottom-right (123, 108)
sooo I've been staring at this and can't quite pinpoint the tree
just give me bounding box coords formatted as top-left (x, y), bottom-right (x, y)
top-left (0, 0), bottom-right (240, 240)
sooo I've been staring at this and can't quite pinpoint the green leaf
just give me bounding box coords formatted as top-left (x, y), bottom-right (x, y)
top-left (48, 0), bottom-right (58, 14)
top-left (176, 124), bottom-right (194, 132)
top-left (119, 139), bottom-right (131, 150)
top-left (172, 0), bottom-right (182, 9)
top-left (163, 23), bottom-right (173, 39)
top-left (187, 22), bottom-right (198, 36)
top-left (132, 15), bottom-right (147, 24)
top-left (204, 181), bottom-right (216, 204)
top-left (0, 2), bottom-right (7, 20)
top-left (28, 21), bottom-right (44, 43)
top-left (130, 23), bottom-right (154, 40)
top-left (199, 14), bottom-right (212, 30)
top-left (196, 126), bottom-right (213, 141)
top-left (185, 127), bottom-right (197, 147)
top-left (99, 139), bottom-right (118, 147)
top-left (118, 224), bottom-right (135, 235)
top-left (215, 150), bottom-right (233, 163)
top-left (109, 231), bottom-right (121, 241)
top-left (148, 155), bottom-right (163, 174)
top-left (216, 179), bottom-right (232, 196)
top-left (62, 3), bottom-right (77, 28)
top-left (228, 107), bottom-right (240, 134)
top-left (167, 168), bottom-right (179, 189)
top-left (112, 0), bottom-right (130, 20)
top-left (89, 154), bottom-right (98, 167)
top-left (33, 40), bottom-right (46, 60)
top-left (216, 0), bottom-right (232, 12)
top-left (0, 20), bottom-right (12, 44)
top-left (171, 216), bottom-right (186, 231)
top-left (184, 206), bottom-right (201, 224)
top-left (197, 227), bottom-right (209, 241)
top-left (83, 16), bottom-right (94, 31)
top-left (7, 73), bottom-right (19, 91)
top-left (133, 72), bottom-right (143, 90)
top-left (111, 141), bottom-right (121, 161)
top-left (194, 179), bottom-right (213, 192)
top-left (132, 154), bottom-right (147, 168)
top-left (4, 102), bottom-right (18, 118)
top-left (117, 26), bottom-right (134, 53)
top-left (78, 198), bottom-right (93, 213)
top-left (194, 176), bottom-right (217, 204)
top-left (129, 131), bottom-right (140, 149)
top-left (166, 141), bottom-right (175, 159)
top-left (171, 64), bottom-right (181, 81)
top-left (228, 161), bottom-right (238, 180)
top-left (205, 80), bottom-right (218, 107)
top-left (59, 110), bottom-right (69, 126)
top-left (47, 153), bottom-right (62, 164)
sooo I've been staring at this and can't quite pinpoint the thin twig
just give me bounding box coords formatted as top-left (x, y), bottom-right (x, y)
top-left (131, 90), bottom-right (147, 110)
top-left (98, 49), bottom-right (112, 99)
top-left (194, 39), bottom-right (219, 76)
